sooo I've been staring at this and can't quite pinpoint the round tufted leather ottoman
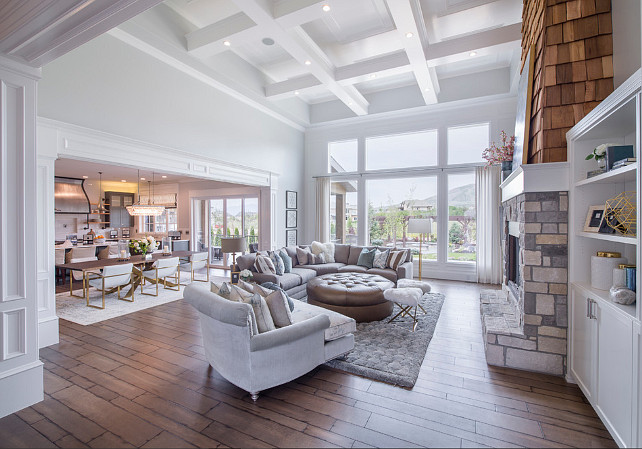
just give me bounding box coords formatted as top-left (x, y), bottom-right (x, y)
top-left (307, 273), bottom-right (395, 322)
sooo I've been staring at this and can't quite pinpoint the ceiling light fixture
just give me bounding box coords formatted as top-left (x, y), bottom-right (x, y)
top-left (121, 179), bottom-right (127, 183)
top-left (369, 74), bottom-right (377, 79)
top-left (469, 51), bottom-right (477, 57)
top-left (304, 60), bottom-right (312, 66)
top-left (294, 91), bottom-right (300, 95)
top-left (126, 171), bottom-right (165, 217)
top-left (82, 175), bottom-right (89, 179)
top-left (223, 40), bottom-right (231, 47)
top-left (161, 175), bottom-right (167, 178)
top-left (322, 4), bottom-right (331, 12)
top-left (140, 177), bottom-right (146, 180)
top-left (406, 32), bottom-right (414, 38)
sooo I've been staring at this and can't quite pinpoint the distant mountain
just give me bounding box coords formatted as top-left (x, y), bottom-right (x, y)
top-left (409, 183), bottom-right (475, 208)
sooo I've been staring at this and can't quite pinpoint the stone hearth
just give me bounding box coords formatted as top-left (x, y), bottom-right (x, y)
top-left (481, 163), bottom-right (569, 376)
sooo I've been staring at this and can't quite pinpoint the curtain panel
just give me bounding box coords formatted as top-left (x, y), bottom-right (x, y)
top-left (315, 178), bottom-right (331, 243)
top-left (476, 165), bottom-right (502, 284)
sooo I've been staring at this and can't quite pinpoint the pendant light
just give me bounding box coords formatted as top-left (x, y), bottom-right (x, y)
top-left (126, 170), bottom-right (165, 216)
top-left (96, 171), bottom-right (106, 212)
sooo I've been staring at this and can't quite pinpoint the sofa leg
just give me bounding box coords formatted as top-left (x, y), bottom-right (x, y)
top-left (250, 392), bottom-right (260, 402)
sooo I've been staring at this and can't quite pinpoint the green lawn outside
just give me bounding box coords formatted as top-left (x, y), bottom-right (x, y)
top-left (423, 253), bottom-right (476, 262)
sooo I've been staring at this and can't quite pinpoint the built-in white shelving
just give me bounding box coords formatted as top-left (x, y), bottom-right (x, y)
top-left (567, 69), bottom-right (641, 449)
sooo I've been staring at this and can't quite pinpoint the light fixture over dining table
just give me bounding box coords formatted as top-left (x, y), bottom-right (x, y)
top-left (126, 170), bottom-right (165, 216)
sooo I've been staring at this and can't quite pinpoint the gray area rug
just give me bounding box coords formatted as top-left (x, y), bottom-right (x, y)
top-left (312, 293), bottom-right (445, 388)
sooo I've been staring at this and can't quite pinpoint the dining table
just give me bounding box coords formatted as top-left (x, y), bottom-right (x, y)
top-left (56, 251), bottom-right (196, 301)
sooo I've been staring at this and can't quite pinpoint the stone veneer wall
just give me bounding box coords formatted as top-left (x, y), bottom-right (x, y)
top-left (486, 191), bottom-right (569, 376)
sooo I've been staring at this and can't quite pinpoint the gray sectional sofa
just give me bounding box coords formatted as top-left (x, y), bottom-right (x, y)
top-left (235, 244), bottom-right (414, 299)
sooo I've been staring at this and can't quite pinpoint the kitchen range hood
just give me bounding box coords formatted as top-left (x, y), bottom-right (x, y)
top-left (54, 177), bottom-right (91, 214)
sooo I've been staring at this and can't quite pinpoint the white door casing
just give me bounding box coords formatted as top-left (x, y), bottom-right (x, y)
top-left (0, 57), bottom-right (44, 418)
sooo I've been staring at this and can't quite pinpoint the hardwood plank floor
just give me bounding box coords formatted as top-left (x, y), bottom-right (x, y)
top-left (0, 279), bottom-right (616, 448)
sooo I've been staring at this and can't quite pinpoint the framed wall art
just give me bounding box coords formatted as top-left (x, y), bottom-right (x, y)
top-left (286, 229), bottom-right (297, 246)
top-left (286, 210), bottom-right (297, 228)
top-left (286, 190), bottom-right (297, 209)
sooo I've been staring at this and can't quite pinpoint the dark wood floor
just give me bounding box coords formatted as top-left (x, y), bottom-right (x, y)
top-left (0, 279), bottom-right (616, 448)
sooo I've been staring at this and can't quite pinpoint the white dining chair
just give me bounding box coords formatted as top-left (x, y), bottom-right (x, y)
top-left (179, 252), bottom-right (209, 284)
top-left (141, 257), bottom-right (180, 296)
top-left (85, 263), bottom-right (135, 309)
top-left (68, 247), bottom-right (98, 297)
top-left (55, 248), bottom-right (67, 284)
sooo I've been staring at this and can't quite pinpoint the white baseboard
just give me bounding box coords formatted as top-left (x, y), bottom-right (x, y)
top-left (0, 361), bottom-right (44, 419)
top-left (38, 316), bottom-right (59, 348)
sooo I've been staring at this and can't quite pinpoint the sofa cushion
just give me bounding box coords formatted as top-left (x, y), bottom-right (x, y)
top-left (296, 247), bottom-right (313, 265)
top-left (387, 250), bottom-right (409, 270)
top-left (264, 289), bottom-right (293, 328)
top-left (357, 247), bottom-right (377, 268)
top-left (279, 249), bottom-right (293, 273)
top-left (373, 249), bottom-right (390, 269)
top-left (366, 267), bottom-right (398, 282)
top-left (311, 241), bottom-right (335, 263)
top-left (334, 244), bottom-right (350, 264)
top-left (291, 300), bottom-right (356, 341)
top-left (338, 264), bottom-right (368, 274)
top-left (277, 273), bottom-right (304, 291)
top-left (298, 262), bottom-right (345, 276)
top-left (268, 251), bottom-right (285, 275)
top-left (283, 246), bottom-right (299, 266)
top-left (254, 255), bottom-right (276, 274)
top-left (237, 253), bottom-right (257, 272)
top-left (291, 267), bottom-right (317, 283)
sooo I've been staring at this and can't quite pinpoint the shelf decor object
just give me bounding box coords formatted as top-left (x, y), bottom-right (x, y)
top-left (604, 191), bottom-right (636, 236)
top-left (583, 205), bottom-right (606, 233)
top-left (590, 251), bottom-right (626, 291)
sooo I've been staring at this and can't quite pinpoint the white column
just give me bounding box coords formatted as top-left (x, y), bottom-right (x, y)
top-left (0, 57), bottom-right (44, 418)
top-left (36, 152), bottom-right (58, 348)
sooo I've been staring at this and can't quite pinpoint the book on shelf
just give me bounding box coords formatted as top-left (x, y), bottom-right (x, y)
top-left (605, 145), bottom-right (635, 170)
top-left (587, 169), bottom-right (606, 178)
top-left (611, 159), bottom-right (636, 169)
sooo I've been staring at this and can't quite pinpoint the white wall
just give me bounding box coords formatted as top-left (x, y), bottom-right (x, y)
top-left (38, 33), bottom-right (305, 248)
top-left (612, 0), bottom-right (641, 88)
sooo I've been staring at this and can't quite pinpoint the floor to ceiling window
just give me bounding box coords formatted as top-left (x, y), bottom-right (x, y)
top-left (326, 122), bottom-right (487, 276)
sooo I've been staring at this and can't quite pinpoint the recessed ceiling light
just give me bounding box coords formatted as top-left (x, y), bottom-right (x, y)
top-left (406, 32), bottom-right (414, 38)
top-left (469, 51), bottom-right (477, 57)
top-left (424, 87), bottom-right (430, 92)
top-left (223, 41), bottom-right (231, 47)
top-left (140, 177), bottom-right (146, 180)
top-left (304, 60), bottom-right (312, 66)
top-left (294, 91), bottom-right (300, 95)
top-left (82, 175), bottom-right (89, 179)
top-left (121, 180), bottom-right (127, 183)
top-left (348, 102), bottom-right (353, 106)
top-left (369, 74), bottom-right (377, 79)
top-left (162, 175), bottom-right (167, 179)
top-left (322, 4), bottom-right (331, 12)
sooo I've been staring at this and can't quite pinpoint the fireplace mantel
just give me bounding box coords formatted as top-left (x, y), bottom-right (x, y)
top-left (501, 162), bottom-right (570, 202)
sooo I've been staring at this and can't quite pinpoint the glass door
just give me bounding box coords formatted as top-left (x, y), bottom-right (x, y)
top-left (192, 199), bottom-right (209, 253)
top-left (209, 199), bottom-right (224, 267)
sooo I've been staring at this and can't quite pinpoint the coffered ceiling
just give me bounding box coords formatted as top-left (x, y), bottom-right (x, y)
top-left (0, 0), bottom-right (522, 127)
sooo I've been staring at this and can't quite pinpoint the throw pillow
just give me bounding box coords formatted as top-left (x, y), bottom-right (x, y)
top-left (210, 281), bottom-right (233, 299)
top-left (264, 289), bottom-right (293, 328)
top-left (311, 241), bottom-right (336, 263)
top-left (387, 250), bottom-right (408, 270)
top-left (296, 247), bottom-right (313, 265)
top-left (237, 279), bottom-right (254, 294)
top-left (260, 282), bottom-right (295, 311)
top-left (268, 251), bottom-right (285, 275)
top-left (231, 285), bottom-right (254, 303)
top-left (310, 253), bottom-right (326, 265)
top-left (357, 247), bottom-right (377, 268)
top-left (373, 249), bottom-right (390, 269)
top-left (253, 283), bottom-right (273, 298)
top-left (254, 254), bottom-right (276, 274)
top-left (279, 249), bottom-right (292, 273)
top-left (250, 293), bottom-right (276, 333)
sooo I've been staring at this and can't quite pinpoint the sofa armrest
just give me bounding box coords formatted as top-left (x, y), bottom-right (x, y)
top-left (396, 261), bottom-right (414, 280)
top-left (251, 272), bottom-right (279, 285)
top-left (250, 315), bottom-right (330, 352)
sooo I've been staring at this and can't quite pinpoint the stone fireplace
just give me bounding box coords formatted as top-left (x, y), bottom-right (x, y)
top-left (481, 163), bottom-right (570, 376)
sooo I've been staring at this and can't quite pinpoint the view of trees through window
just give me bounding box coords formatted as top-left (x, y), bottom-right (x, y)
top-left (331, 180), bottom-right (358, 245)
top-left (209, 197), bottom-right (259, 249)
top-left (448, 173), bottom-right (476, 262)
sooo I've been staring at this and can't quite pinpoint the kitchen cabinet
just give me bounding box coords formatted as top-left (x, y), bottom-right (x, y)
top-left (105, 192), bottom-right (134, 228)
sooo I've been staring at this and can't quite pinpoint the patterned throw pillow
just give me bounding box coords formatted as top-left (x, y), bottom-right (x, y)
top-left (296, 247), bottom-right (313, 265)
top-left (250, 293), bottom-right (276, 333)
top-left (269, 251), bottom-right (285, 275)
top-left (357, 247), bottom-right (377, 268)
top-left (309, 253), bottom-right (326, 265)
top-left (254, 255), bottom-right (276, 274)
top-left (387, 250), bottom-right (408, 270)
top-left (279, 249), bottom-right (292, 273)
top-left (373, 249), bottom-right (390, 269)
top-left (210, 281), bottom-right (233, 299)
top-left (264, 289), bottom-right (293, 328)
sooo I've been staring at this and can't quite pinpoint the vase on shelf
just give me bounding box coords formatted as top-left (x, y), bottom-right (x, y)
top-left (501, 160), bottom-right (512, 181)
top-left (597, 157), bottom-right (606, 170)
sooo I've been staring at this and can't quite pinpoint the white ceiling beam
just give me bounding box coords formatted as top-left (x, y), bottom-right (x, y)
top-left (427, 23), bottom-right (522, 60)
top-left (385, 0), bottom-right (438, 104)
top-left (335, 51), bottom-right (410, 83)
top-left (186, 13), bottom-right (256, 58)
top-left (273, 0), bottom-right (327, 28)
top-left (231, 0), bottom-right (369, 115)
top-left (265, 74), bottom-right (321, 98)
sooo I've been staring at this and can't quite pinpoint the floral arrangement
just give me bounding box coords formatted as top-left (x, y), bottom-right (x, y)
top-left (129, 236), bottom-right (158, 255)
top-left (585, 143), bottom-right (616, 164)
top-left (482, 130), bottom-right (516, 167)
top-left (240, 269), bottom-right (253, 282)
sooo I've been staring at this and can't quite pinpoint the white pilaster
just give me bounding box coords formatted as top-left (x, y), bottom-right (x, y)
top-left (0, 57), bottom-right (44, 418)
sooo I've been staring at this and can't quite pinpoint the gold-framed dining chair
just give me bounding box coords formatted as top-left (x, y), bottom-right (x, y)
top-left (84, 263), bottom-right (135, 309)
top-left (179, 252), bottom-right (209, 284)
top-left (140, 257), bottom-right (180, 296)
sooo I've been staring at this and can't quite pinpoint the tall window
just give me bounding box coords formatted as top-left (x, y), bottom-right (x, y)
top-left (331, 180), bottom-right (358, 244)
top-left (448, 173), bottom-right (476, 262)
top-left (328, 140), bottom-right (358, 173)
top-left (244, 198), bottom-right (259, 245)
top-left (447, 123), bottom-right (489, 165)
top-left (143, 209), bottom-right (177, 233)
top-left (366, 130), bottom-right (438, 170)
top-left (367, 177), bottom-right (437, 262)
